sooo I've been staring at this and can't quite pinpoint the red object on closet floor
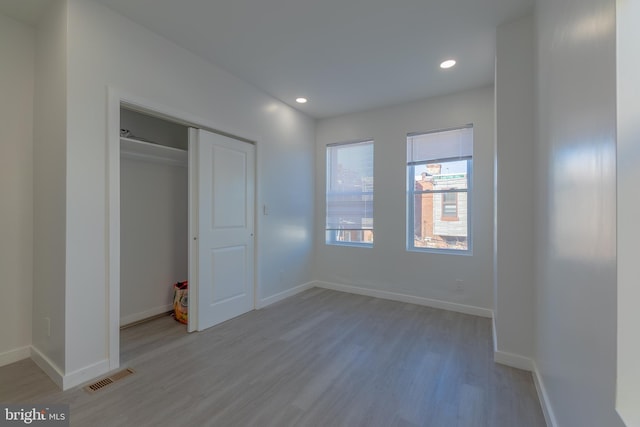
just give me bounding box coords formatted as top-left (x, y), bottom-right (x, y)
top-left (173, 281), bottom-right (188, 324)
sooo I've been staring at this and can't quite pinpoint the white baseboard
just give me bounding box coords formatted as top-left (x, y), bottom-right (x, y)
top-left (491, 317), bottom-right (534, 372)
top-left (30, 345), bottom-right (64, 389)
top-left (494, 350), bottom-right (534, 371)
top-left (257, 281), bottom-right (315, 309)
top-left (314, 281), bottom-right (493, 318)
top-left (62, 358), bottom-right (110, 390)
top-left (532, 361), bottom-right (558, 427)
top-left (120, 304), bottom-right (173, 327)
top-left (31, 346), bottom-right (110, 390)
top-left (0, 346), bottom-right (31, 367)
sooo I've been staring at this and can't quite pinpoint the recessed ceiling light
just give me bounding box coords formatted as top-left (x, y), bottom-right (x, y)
top-left (296, 97), bottom-right (308, 104)
top-left (440, 59), bottom-right (457, 69)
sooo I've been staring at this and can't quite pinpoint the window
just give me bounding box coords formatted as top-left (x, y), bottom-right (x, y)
top-left (442, 192), bottom-right (458, 219)
top-left (407, 126), bottom-right (472, 252)
top-left (326, 140), bottom-right (373, 245)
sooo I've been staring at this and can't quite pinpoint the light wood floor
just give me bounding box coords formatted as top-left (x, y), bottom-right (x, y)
top-left (0, 289), bottom-right (545, 426)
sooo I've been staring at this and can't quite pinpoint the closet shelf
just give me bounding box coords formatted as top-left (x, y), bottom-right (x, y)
top-left (120, 137), bottom-right (187, 166)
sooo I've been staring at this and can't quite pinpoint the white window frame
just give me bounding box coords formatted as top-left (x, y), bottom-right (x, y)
top-left (406, 126), bottom-right (473, 254)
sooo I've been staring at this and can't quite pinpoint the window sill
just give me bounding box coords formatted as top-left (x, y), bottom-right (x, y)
top-left (326, 242), bottom-right (373, 249)
top-left (407, 247), bottom-right (472, 256)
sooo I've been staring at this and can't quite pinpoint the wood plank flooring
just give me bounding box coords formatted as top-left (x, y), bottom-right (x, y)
top-left (0, 289), bottom-right (545, 426)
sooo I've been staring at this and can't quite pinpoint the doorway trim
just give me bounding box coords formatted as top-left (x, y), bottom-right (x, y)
top-left (106, 87), bottom-right (261, 370)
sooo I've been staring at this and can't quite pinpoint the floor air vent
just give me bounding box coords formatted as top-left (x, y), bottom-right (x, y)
top-left (84, 368), bottom-right (135, 393)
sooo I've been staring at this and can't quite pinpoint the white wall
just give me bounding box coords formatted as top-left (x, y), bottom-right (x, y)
top-left (315, 86), bottom-right (494, 312)
top-left (59, 0), bottom-right (315, 377)
top-left (120, 154), bottom-right (188, 325)
top-left (534, 0), bottom-right (623, 426)
top-left (32, 0), bottom-right (67, 377)
top-left (0, 13), bottom-right (34, 366)
top-left (616, 0), bottom-right (640, 424)
top-left (493, 14), bottom-right (535, 364)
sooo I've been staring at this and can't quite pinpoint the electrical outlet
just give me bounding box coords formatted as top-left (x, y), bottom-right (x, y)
top-left (44, 317), bottom-right (51, 337)
top-left (455, 279), bottom-right (464, 293)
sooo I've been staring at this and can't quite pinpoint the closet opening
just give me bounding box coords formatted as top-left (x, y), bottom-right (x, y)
top-left (118, 107), bottom-right (190, 363)
top-left (107, 90), bottom-right (258, 372)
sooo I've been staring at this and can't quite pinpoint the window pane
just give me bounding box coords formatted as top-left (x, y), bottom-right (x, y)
top-left (326, 140), bottom-right (374, 245)
top-left (412, 160), bottom-right (468, 190)
top-left (442, 192), bottom-right (458, 219)
top-left (412, 190), bottom-right (468, 251)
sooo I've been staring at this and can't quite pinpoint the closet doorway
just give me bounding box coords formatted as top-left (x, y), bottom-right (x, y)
top-left (111, 102), bottom-right (257, 367)
top-left (119, 108), bottom-right (190, 362)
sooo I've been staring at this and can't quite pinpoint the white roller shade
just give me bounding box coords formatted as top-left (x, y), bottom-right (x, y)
top-left (326, 140), bottom-right (373, 231)
top-left (407, 125), bottom-right (473, 164)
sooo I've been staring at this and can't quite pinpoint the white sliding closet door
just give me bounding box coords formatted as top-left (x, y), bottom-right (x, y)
top-left (189, 128), bottom-right (255, 331)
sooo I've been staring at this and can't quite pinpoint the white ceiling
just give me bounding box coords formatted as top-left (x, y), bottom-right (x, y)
top-left (2, 0), bottom-right (533, 118)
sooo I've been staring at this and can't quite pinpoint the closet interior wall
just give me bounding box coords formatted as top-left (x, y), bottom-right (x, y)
top-left (119, 108), bottom-right (189, 326)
